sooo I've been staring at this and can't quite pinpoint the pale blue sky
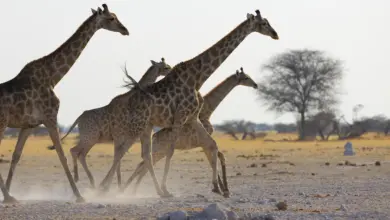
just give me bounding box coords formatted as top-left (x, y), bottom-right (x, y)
top-left (0, 0), bottom-right (388, 126)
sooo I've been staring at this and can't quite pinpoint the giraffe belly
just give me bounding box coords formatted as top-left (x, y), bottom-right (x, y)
top-left (8, 107), bottom-right (44, 128)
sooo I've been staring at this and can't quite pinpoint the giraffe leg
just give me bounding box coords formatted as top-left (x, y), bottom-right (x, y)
top-left (160, 143), bottom-right (175, 197)
top-left (202, 148), bottom-right (225, 194)
top-left (139, 125), bottom-right (165, 197)
top-left (78, 148), bottom-right (96, 188)
top-left (1, 174), bottom-right (17, 204)
top-left (0, 126), bottom-right (17, 203)
top-left (116, 160), bottom-right (122, 188)
top-left (121, 161), bottom-right (145, 193)
top-left (44, 121), bottom-right (84, 203)
top-left (193, 121), bottom-right (221, 195)
top-left (6, 128), bottom-right (32, 191)
top-left (217, 151), bottom-right (230, 198)
top-left (99, 139), bottom-right (134, 192)
top-left (70, 146), bottom-right (80, 182)
top-left (129, 153), bottom-right (165, 195)
top-left (132, 167), bottom-right (148, 195)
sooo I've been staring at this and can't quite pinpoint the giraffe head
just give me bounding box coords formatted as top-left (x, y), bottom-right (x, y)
top-left (246, 10), bottom-right (278, 40)
top-left (235, 67), bottom-right (258, 89)
top-left (150, 57), bottom-right (172, 76)
top-left (91, 4), bottom-right (129, 35)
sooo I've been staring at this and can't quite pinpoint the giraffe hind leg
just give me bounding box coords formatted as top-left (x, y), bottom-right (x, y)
top-left (193, 121), bottom-right (221, 195)
top-left (0, 125), bottom-right (18, 203)
top-left (6, 128), bottom-right (32, 191)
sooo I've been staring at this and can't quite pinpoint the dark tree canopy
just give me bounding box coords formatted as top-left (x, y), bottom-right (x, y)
top-left (257, 49), bottom-right (343, 140)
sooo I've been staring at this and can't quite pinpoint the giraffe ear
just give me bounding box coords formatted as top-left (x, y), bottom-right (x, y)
top-left (246, 13), bottom-right (254, 20)
top-left (235, 70), bottom-right (240, 78)
top-left (91, 8), bottom-right (97, 14)
top-left (151, 60), bottom-right (158, 65)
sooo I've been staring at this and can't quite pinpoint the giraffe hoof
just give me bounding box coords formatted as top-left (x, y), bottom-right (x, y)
top-left (159, 190), bottom-right (174, 198)
top-left (75, 196), bottom-right (86, 203)
top-left (223, 190), bottom-right (230, 198)
top-left (160, 193), bottom-right (174, 198)
top-left (212, 188), bottom-right (222, 195)
top-left (3, 196), bottom-right (18, 204)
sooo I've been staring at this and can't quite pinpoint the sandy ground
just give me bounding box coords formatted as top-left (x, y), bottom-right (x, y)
top-left (1, 134), bottom-right (390, 219)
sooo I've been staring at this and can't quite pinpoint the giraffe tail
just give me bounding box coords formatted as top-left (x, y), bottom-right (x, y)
top-left (121, 63), bottom-right (153, 99)
top-left (47, 114), bottom-right (82, 150)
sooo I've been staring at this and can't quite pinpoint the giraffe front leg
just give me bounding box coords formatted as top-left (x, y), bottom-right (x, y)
top-left (6, 128), bottom-right (32, 191)
top-left (98, 139), bottom-right (132, 193)
top-left (217, 151), bottom-right (230, 198)
top-left (139, 125), bottom-right (165, 197)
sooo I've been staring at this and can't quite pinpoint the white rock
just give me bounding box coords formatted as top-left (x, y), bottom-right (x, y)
top-left (194, 203), bottom-right (229, 220)
top-left (158, 210), bottom-right (188, 220)
top-left (344, 142), bottom-right (355, 156)
top-left (227, 210), bottom-right (239, 220)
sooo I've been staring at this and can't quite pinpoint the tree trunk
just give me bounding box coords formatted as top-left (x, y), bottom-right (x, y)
top-left (299, 111), bottom-right (305, 140)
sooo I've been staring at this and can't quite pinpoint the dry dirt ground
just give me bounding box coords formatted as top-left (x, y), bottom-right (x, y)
top-left (1, 133), bottom-right (390, 219)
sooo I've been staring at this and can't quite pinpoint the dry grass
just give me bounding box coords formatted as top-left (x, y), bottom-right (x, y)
top-left (0, 132), bottom-right (389, 169)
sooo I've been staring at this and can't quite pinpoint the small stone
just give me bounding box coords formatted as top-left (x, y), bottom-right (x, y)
top-left (298, 192), bottom-right (306, 196)
top-left (227, 210), bottom-right (239, 220)
top-left (276, 201), bottom-right (287, 210)
top-left (269, 198), bottom-right (277, 202)
top-left (96, 204), bottom-right (105, 208)
top-left (261, 164), bottom-right (267, 168)
top-left (340, 204), bottom-right (348, 211)
top-left (236, 172), bottom-right (242, 176)
top-left (325, 162), bottom-right (330, 166)
top-left (311, 173), bottom-right (316, 176)
top-left (251, 214), bottom-right (276, 220)
top-left (375, 161), bottom-right (381, 166)
top-left (258, 199), bottom-right (268, 205)
top-left (158, 210), bottom-right (188, 220)
top-left (249, 163), bottom-right (258, 168)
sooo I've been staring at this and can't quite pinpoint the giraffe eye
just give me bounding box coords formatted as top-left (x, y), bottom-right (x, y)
top-left (109, 17), bottom-right (115, 21)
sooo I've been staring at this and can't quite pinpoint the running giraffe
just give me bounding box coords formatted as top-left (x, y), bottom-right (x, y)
top-left (122, 67), bottom-right (258, 197)
top-left (97, 9), bottom-right (278, 197)
top-left (0, 3), bottom-right (129, 203)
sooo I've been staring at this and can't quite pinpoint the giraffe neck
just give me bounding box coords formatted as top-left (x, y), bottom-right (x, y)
top-left (17, 13), bottom-right (100, 87)
top-left (200, 74), bottom-right (239, 119)
top-left (137, 65), bottom-right (161, 87)
top-left (177, 19), bottom-right (252, 90)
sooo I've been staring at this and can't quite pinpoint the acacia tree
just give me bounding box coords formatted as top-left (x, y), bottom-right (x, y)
top-left (257, 49), bottom-right (343, 140)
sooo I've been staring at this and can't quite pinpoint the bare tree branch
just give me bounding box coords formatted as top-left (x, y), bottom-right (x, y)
top-left (257, 49), bottom-right (344, 140)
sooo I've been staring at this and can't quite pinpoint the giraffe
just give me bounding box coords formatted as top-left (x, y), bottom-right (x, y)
top-left (121, 67), bottom-right (258, 197)
top-left (0, 4), bottom-right (129, 203)
top-left (47, 58), bottom-right (171, 189)
top-left (97, 9), bottom-right (278, 197)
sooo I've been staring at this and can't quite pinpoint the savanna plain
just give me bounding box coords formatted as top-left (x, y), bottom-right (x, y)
top-left (1, 132), bottom-right (390, 219)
